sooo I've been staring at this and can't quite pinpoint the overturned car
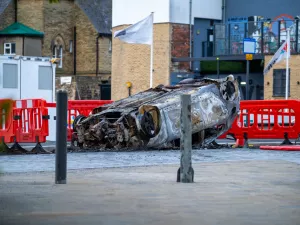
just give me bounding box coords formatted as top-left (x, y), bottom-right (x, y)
top-left (73, 75), bottom-right (240, 150)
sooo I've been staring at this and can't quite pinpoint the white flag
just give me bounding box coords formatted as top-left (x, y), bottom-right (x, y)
top-left (114, 13), bottom-right (153, 45)
top-left (263, 38), bottom-right (290, 75)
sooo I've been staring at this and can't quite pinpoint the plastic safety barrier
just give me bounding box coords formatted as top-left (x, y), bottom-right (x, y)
top-left (0, 99), bottom-right (14, 144)
top-left (13, 99), bottom-right (49, 143)
top-left (11, 99), bottom-right (50, 153)
top-left (66, 100), bottom-right (113, 141)
top-left (3, 98), bottom-right (300, 152)
top-left (219, 100), bottom-right (300, 147)
top-left (260, 145), bottom-right (300, 151)
top-left (46, 100), bottom-right (113, 141)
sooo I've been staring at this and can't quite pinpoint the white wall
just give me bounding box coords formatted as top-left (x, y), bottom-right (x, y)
top-left (112, 0), bottom-right (170, 27)
top-left (171, 0), bottom-right (222, 23)
top-left (112, 0), bottom-right (222, 27)
top-left (0, 56), bottom-right (56, 102)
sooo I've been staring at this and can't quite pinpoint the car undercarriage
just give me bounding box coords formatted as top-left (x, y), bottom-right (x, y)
top-left (72, 75), bottom-right (240, 150)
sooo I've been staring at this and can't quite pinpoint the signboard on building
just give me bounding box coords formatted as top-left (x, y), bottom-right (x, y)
top-left (243, 38), bottom-right (256, 54)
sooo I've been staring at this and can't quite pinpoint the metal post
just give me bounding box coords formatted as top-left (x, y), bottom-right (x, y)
top-left (296, 19), bottom-right (299, 53)
top-left (261, 21), bottom-right (264, 54)
top-left (285, 28), bottom-right (290, 100)
top-left (217, 58), bottom-right (220, 79)
top-left (228, 24), bottom-right (231, 55)
top-left (246, 60), bottom-right (250, 100)
top-left (55, 90), bottom-right (68, 184)
top-left (278, 20), bottom-right (281, 49)
top-left (177, 94), bottom-right (194, 183)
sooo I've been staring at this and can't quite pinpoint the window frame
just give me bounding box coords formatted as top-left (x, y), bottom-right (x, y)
top-left (52, 45), bottom-right (57, 58)
top-left (4, 42), bottom-right (16, 55)
top-left (109, 39), bottom-right (112, 52)
top-left (58, 46), bottom-right (63, 68)
top-left (273, 68), bottom-right (291, 97)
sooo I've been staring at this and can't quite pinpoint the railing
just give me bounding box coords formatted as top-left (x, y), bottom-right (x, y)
top-left (214, 19), bottom-right (300, 56)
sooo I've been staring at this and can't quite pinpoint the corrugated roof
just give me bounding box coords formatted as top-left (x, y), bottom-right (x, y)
top-left (75, 0), bottom-right (112, 36)
top-left (0, 0), bottom-right (12, 15)
top-left (0, 22), bottom-right (44, 37)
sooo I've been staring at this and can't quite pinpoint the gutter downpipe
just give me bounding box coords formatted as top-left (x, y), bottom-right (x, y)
top-left (222, 0), bottom-right (226, 23)
top-left (15, 0), bottom-right (17, 22)
top-left (189, 0), bottom-right (192, 71)
top-left (73, 26), bottom-right (77, 75)
top-left (96, 34), bottom-right (101, 76)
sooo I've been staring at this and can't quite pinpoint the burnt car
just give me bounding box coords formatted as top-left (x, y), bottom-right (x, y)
top-left (72, 75), bottom-right (240, 150)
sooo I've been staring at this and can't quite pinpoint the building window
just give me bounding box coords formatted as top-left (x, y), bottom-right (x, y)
top-left (109, 39), bottom-right (112, 52)
top-left (273, 69), bottom-right (290, 97)
top-left (52, 45), bottom-right (63, 68)
top-left (58, 46), bottom-right (63, 68)
top-left (3, 63), bottom-right (18, 88)
top-left (52, 45), bottom-right (57, 58)
top-left (38, 66), bottom-right (53, 90)
top-left (4, 43), bottom-right (16, 55)
top-left (69, 40), bottom-right (73, 53)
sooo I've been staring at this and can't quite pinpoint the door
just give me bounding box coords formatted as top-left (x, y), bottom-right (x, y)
top-left (99, 84), bottom-right (111, 100)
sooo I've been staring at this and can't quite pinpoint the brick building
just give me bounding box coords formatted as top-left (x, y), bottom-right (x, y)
top-left (0, 0), bottom-right (112, 100)
top-left (112, 0), bottom-right (222, 101)
top-left (112, 0), bottom-right (300, 101)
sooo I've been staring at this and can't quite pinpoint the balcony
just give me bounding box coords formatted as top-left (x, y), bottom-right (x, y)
top-left (213, 19), bottom-right (300, 56)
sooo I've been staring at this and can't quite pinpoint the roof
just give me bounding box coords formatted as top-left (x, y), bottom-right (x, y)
top-left (0, 22), bottom-right (44, 37)
top-left (0, 0), bottom-right (12, 15)
top-left (75, 0), bottom-right (112, 36)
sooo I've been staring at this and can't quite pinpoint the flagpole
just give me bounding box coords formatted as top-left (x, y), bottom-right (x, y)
top-left (150, 12), bottom-right (154, 88)
top-left (285, 27), bottom-right (290, 100)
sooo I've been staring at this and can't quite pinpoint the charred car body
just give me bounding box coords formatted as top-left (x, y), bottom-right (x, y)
top-left (73, 75), bottom-right (240, 149)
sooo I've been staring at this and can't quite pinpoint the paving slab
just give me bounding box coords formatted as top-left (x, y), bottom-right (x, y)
top-left (1, 160), bottom-right (300, 225)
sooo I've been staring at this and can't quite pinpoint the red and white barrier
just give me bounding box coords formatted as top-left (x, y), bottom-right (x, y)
top-left (2, 99), bottom-right (300, 147)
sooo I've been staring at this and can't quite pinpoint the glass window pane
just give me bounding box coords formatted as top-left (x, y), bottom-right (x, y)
top-left (38, 66), bottom-right (53, 90)
top-left (3, 63), bottom-right (18, 88)
top-left (11, 43), bottom-right (16, 54)
top-left (5, 48), bottom-right (10, 54)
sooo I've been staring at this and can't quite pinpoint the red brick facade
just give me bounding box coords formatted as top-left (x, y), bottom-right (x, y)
top-left (171, 24), bottom-right (191, 71)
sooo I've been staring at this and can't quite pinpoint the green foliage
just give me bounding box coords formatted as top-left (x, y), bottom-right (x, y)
top-left (49, 0), bottom-right (60, 3)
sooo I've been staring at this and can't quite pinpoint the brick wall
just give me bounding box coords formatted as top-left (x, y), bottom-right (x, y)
top-left (0, 1), bottom-right (15, 30)
top-left (43, 0), bottom-right (74, 74)
top-left (0, 37), bottom-right (23, 55)
top-left (74, 4), bottom-right (98, 74)
top-left (55, 74), bottom-right (111, 100)
top-left (1, 0), bottom-right (112, 100)
top-left (17, 0), bottom-right (44, 32)
top-left (98, 36), bottom-right (112, 74)
top-left (264, 55), bottom-right (300, 99)
top-left (111, 23), bottom-right (171, 101)
top-left (171, 24), bottom-right (191, 72)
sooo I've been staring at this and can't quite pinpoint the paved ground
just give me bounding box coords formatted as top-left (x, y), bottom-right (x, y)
top-left (1, 160), bottom-right (300, 225)
top-left (10, 138), bottom-right (300, 150)
top-left (1, 148), bottom-right (300, 173)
